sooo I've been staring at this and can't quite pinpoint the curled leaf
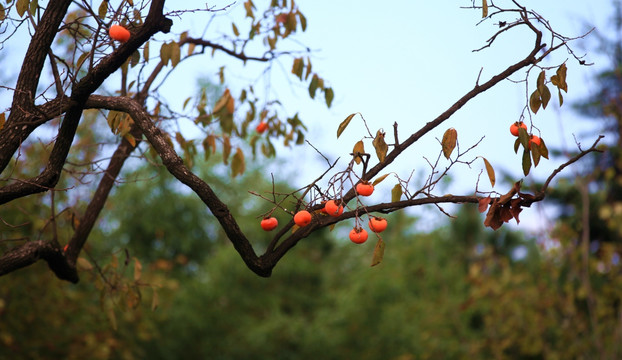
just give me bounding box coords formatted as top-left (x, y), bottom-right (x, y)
top-left (371, 238), bottom-right (385, 267)
top-left (352, 140), bottom-right (365, 165)
top-left (441, 128), bottom-right (457, 159)
top-left (372, 130), bottom-right (388, 162)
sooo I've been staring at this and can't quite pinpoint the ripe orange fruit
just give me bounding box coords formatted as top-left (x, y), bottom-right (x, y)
top-left (260, 217), bottom-right (278, 231)
top-left (510, 121), bottom-right (527, 136)
top-left (529, 134), bottom-right (541, 149)
top-left (294, 210), bottom-right (312, 227)
top-left (349, 228), bottom-right (368, 244)
top-left (256, 121), bottom-right (269, 134)
top-left (356, 182), bottom-right (374, 196)
top-left (109, 24), bottom-right (131, 42)
top-left (368, 217), bottom-right (388, 233)
top-left (324, 200), bottom-right (344, 217)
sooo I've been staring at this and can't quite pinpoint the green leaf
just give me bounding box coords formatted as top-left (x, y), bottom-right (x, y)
top-left (372, 174), bottom-right (389, 186)
top-left (16, 0), bottom-right (28, 17)
top-left (98, 0), bottom-right (107, 19)
top-left (482, 0), bottom-right (488, 18)
top-left (371, 238), bottom-right (385, 267)
top-left (441, 128), bottom-right (457, 159)
top-left (372, 130), bottom-right (388, 162)
top-left (352, 140), bottom-right (365, 165)
top-left (28, 0), bottom-right (37, 15)
top-left (391, 183), bottom-right (402, 202)
top-left (231, 148), bottom-right (246, 177)
top-left (325, 87), bottom-right (334, 108)
top-left (337, 113), bottom-right (356, 138)
top-left (130, 49), bottom-right (140, 67)
top-left (482, 157), bottom-right (495, 187)
top-left (522, 149), bottom-right (531, 176)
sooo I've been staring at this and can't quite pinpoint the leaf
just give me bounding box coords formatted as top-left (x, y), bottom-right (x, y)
top-left (522, 149), bottom-right (531, 176)
top-left (16, 0), bottom-right (28, 17)
top-left (371, 238), bottom-right (385, 267)
top-left (213, 89), bottom-right (231, 114)
top-left (123, 133), bottom-right (136, 147)
top-left (441, 128), bottom-right (457, 159)
top-left (231, 147), bottom-right (246, 177)
top-left (552, 63), bottom-right (568, 92)
top-left (143, 41), bottom-right (150, 63)
top-left (482, 0), bottom-right (488, 18)
top-left (391, 183), bottom-right (402, 202)
top-left (130, 49), bottom-right (140, 68)
top-left (352, 140), bottom-right (365, 165)
top-left (513, 137), bottom-right (521, 154)
top-left (170, 42), bottom-right (181, 67)
top-left (536, 70), bottom-right (546, 90)
top-left (324, 87), bottom-right (334, 108)
top-left (372, 130), bottom-right (388, 162)
top-left (481, 157), bottom-right (495, 187)
top-left (557, 88), bottom-right (564, 107)
top-left (539, 138), bottom-right (549, 159)
top-left (540, 85), bottom-right (551, 110)
top-left (222, 135), bottom-right (231, 165)
top-left (232, 22), bottom-right (240, 36)
top-left (133, 257), bottom-right (142, 281)
top-left (337, 113), bottom-right (356, 138)
top-left (98, 0), bottom-right (107, 19)
top-left (308, 74), bottom-right (319, 99)
top-left (291, 57), bottom-right (303, 79)
top-left (159, 42), bottom-right (171, 66)
top-left (518, 127), bottom-right (530, 150)
top-left (372, 174), bottom-right (389, 186)
top-left (531, 142), bottom-right (541, 167)
top-left (77, 257), bottom-right (94, 271)
top-left (478, 196), bottom-right (491, 213)
top-left (529, 89), bottom-right (541, 114)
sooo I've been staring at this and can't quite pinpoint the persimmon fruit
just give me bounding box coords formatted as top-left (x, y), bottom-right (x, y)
top-left (529, 134), bottom-right (541, 149)
top-left (109, 24), bottom-right (131, 42)
top-left (324, 200), bottom-right (344, 217)
top-left (294, 210), bottom-right (312, 227)
top-left (510, 121), bottom-right (527, 136)
top-left (368, 217), bottom-right (388, 233)
top-left (260, 217), bottom-right (278, 231)
top-left (349, 228), bottom-right (368, 244)
top-left (256, 121), bottom-right (269, 134)
top-left (356, 182), bottom-right (374, 196)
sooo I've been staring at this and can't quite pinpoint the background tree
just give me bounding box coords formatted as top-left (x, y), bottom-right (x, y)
top-left (0, 0), bottom-right (602, 285)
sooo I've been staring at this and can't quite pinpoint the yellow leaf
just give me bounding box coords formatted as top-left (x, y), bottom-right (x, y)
top-left (441, 128), bottom-right (457, 159)
top-left (372, 130), bottom-right (388, 162)
top-left (337, 113), bottom-right (356, 138)
top-left (391, 183), bottom-right (402, 202)
top-left (170, 42), bottom-right (181, 67)
top-left (352, 140), bottom-right (365, 165)
top-left (372, 174), bottom-right (389, 186)
top-left (481, 157), bottom-right (495, 187)
top-left (231, 147), bottom-right (246, 177)
top-left (371, 238), bottom-right (385, 267)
